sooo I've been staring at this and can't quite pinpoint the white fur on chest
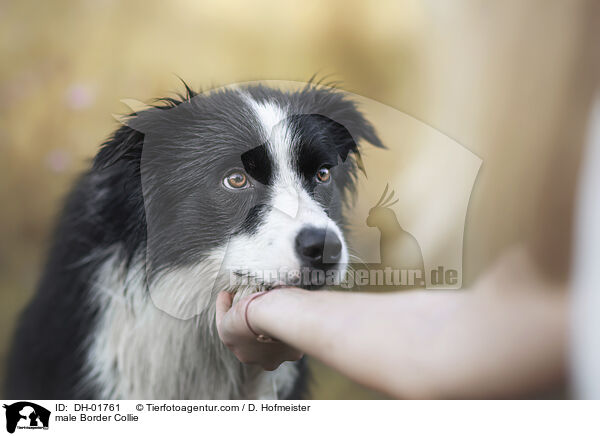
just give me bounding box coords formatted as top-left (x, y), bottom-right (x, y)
top-left (83, 249), bottom-right (298, 400)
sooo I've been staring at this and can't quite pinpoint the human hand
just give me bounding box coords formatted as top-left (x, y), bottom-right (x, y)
top-left (215, 291), bottom-right (303, 371)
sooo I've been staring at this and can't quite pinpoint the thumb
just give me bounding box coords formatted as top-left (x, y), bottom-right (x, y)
top-left (215, 291), bottom-right (234, 327)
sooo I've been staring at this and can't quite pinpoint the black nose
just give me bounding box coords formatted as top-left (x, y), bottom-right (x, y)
top-left (295, 226), bottom-right (342, 269)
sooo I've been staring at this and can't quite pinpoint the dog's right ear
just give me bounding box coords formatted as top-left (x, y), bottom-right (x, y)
top-left (95, 93), bottom-right (195, 170)
top-left (94, 102), bottom-right (164, 170)
top-left (93, 122), bottom-right (145, 170)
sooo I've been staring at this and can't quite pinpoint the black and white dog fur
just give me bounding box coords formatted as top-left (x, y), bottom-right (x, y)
top-left (5, 83), bottom-right (382, 399)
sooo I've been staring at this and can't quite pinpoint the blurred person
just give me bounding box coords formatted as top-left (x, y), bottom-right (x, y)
top-left (571, 94), bottom-right (600, 399)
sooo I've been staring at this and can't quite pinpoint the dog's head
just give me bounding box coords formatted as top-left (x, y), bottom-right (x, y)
top-left (99, 83), bottom-right (383, 317)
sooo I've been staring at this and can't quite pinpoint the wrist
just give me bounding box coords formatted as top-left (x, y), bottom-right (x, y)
top-left (247, 287), bottom-right (303, 337)
top-left (246, 290), bottom-right (277, 337)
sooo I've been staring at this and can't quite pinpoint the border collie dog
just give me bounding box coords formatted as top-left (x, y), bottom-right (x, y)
top-left (6, 83), bottom-right (382, 399)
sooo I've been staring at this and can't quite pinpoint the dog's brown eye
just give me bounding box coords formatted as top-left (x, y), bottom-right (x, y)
top-left (223, 171), bottom-right (249, 189)
top-left (316, 167), bottom-right (331, 183)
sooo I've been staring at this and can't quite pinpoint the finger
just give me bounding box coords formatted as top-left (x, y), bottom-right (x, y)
top-left (215, 291), bottom-right (234, 327)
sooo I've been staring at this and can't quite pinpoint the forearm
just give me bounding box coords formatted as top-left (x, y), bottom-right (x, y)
top-left (249, 288), bottom-right (446, 397)
top-left (249, 288), bottom-right (567, 398)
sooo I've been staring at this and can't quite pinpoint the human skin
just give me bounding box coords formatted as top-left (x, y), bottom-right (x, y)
top-left (215, 248), bottom-right (567, 398)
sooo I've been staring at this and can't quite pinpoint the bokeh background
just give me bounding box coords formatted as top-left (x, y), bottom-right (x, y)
top-left (1, 0), bottom-right (598, 399)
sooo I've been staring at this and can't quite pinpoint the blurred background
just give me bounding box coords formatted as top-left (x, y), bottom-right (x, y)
top-left (0, 0), bottom-right (598, 399)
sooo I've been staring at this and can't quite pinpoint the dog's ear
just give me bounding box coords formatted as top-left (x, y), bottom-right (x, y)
top-left (302, 88), bottom-right (385, 179)
top-left (95, 89), bottom-right (196, 170)
top-left (94, 103), bottom-right (180, 170)
top-left (94, 122), bottom-right (145, 170)
top-left (327, 103), bottom-right (384, 157)
top-left (296, 89), bottom-right (384, 204)
top-left (305, 88), bottom-right (384, 150)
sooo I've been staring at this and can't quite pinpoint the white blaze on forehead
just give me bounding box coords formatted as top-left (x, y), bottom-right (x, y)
top-left (242, 95), bottom-right (294, 178)
top-left (247, 98), bottom-right (287, 138)
top-left (243, 94), bottom-right (302, 217)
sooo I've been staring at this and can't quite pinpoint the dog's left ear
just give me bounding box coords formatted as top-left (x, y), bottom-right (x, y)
top-left (323, 98), bottom-right (385, 154)
top-left (321, 114), bottom-right (375, 177)
top-left (305, 91), bottom-right (385, 203)
top-left (306, 90), bottom-right (385, 175)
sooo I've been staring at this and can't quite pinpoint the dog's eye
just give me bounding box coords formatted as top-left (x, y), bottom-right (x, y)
top-left (223, 170), bottom-right (249, 190)
top-left (316, 167), bottom-right (331, 183)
